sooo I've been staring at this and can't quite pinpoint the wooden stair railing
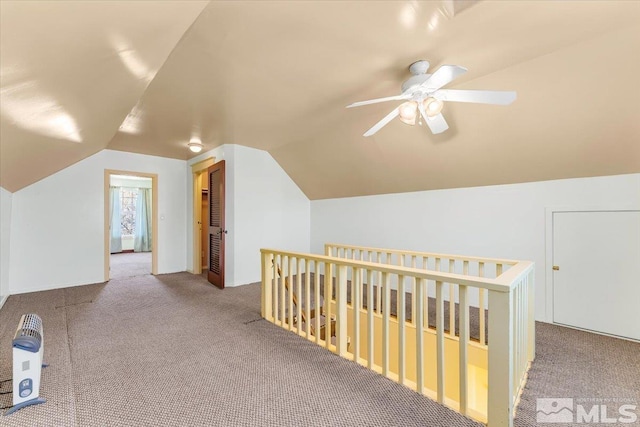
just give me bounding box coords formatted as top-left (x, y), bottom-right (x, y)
top-left (272, 261), bottom-right (345, 344)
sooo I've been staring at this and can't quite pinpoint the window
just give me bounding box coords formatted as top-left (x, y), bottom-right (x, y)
top-left (120, 187), bottom-right (138, 235)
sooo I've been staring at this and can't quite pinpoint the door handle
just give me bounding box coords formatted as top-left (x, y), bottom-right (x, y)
top-left (553, 265), bottom-right (560, 271)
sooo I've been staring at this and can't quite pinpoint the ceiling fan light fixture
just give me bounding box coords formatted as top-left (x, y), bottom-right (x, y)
top-left (423, 97), bottom-right (443, 117)
top-left (399, 101), bottom-right (418, 125)
top-left (188, 141), bottom-right (203, 153)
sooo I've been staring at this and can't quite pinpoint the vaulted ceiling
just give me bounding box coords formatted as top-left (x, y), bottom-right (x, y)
top-left (1, 1), bottom-right (639, 198)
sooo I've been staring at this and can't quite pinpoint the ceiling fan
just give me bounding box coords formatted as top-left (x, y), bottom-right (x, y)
top-left (347, 60), bottom-right (516, 136)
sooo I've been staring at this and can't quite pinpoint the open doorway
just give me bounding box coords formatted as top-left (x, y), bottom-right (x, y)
top-left (104, 170), bottom-right (158, 281)
top-left (191, 157), bottom-right (215, 274)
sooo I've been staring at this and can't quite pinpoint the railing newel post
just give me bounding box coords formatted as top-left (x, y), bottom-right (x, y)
top-left (488, 288), bottom-right (514, 427)
top-left (261, 251), bottom-right (273, 320)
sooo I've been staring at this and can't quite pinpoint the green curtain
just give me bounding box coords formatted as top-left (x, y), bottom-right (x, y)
top-left (109, 186), bottom-right (122, 253)
top-left (133, 188), bottom-right (152, 252)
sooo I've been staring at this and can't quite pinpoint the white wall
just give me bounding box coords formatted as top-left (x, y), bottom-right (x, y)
top-left (110, 175), bottom-right (153, 188)
top-left (311, 173), bottom-right (640, 321)
top-left (0, 186), bottom-right (12, 307)
top-left (9, 149), bottom-right (187, 294)
top-left (232, 145), bottom-right (310, 285)
top-left (187, 144), bottom-right (310, 287)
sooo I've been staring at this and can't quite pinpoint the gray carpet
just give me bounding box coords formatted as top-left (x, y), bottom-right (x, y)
top-left (0, 273), bottom-right (481, 427)
top-left (109, 252), bottom-right (151, 279)
top-left (514, 323), bottom-right (640, 427)
top-left (1, 272), bottom-right (638, 427)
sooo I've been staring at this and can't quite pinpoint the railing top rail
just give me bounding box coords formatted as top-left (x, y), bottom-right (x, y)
top-left (325, 243), bottom-right (520, 266)
top-left (494, 260), bottom-right (535, 289)
top-left (262, 248), bottom-right (515, 292)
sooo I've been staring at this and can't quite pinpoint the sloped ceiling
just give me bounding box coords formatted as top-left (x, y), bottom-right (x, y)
top-left (1, 1), bottom-right (639, 198)
top-left (0, 0), bottom-right (208, 191)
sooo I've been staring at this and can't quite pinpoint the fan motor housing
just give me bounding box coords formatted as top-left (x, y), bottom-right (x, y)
top-left (402, 74), bottom-right (431, 94)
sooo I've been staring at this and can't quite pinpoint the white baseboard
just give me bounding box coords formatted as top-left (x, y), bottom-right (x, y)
top-left (9, 279), bottom-right (107, 296)
top-left (0, 295), bottom-right (8, 311)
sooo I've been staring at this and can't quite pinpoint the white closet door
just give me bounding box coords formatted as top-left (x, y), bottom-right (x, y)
top-left (553, 211), bottom-right (640, 341)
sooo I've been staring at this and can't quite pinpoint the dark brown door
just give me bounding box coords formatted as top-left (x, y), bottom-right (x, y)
top-left (207, 160), bottom-right (225, 288)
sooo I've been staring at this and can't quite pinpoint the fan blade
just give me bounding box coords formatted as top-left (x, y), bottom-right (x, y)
top-left (417, 102), bottom-right (448, 135)
top-left (420, 65), bottom-right (467, 91)
top-left (363, 106), bottom-right (400, 137)
top-left (436, 89), bottom-right (516, 105)
top-left (347, 93), bottom-right (411, 108)
top-left (423, 110), bottom-right (449, 134)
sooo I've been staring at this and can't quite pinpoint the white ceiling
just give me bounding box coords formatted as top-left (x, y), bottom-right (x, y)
top-left (1, 1), bottom-right (639, 198)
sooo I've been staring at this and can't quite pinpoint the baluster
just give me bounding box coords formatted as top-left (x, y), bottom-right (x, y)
top-left (460, 260), bottom-right (470, 416)
top-left (281, 256), bottom-right (287, 325)
top-left (288, 257), bottom-right (295, 331)
top-left (367, 251), bottom-right (373, 312)
top-left (459, 284), bottom-right (469, 416)
top-left (436, 280), bottom-right (445, 404)
top-left (351, 250), bottom-right (356, 307)
top-left (304, 259), bottom-right (311, 338)
top-left (336, 264), bottom-right (348, 356)
top-left (296, 258), bottom-right (303, 335)
top-left (449, 259), bottom-right (455, 336)
top-left (479, 262), bottom-right (486, 345)
top-left (353, 267), bottom-right (361, 362)
top-left (280, 255), bottom-right (287, 327)
top-left (435, 258), bottom-right (441, 332)
top-left (519, 280), bottom-right (526, 381)
top-left (411, 256), bottom-right (417, 325)
top-left (515, 283), bottom-right (520, 391)
top-left (382, 272), bottom-right (390, 376)
top-left (367, 267), bottom-right (374, 369)
top-left (423, 256), bottom-right (429, 330)
top-left (273, 254), bottom-right (279, 325)
top-left (415, 278), bottom-right (426, 394)
top-left (398, 274), bottom-right (406, 384)
top-left (520, 281), bottom-right (525, 383)
top-left (314, 261), bottom-right (321, 344)
top-left (324, 261), bottom-right (333, 349)
top-left (376, 252), bottom-right (382, 314)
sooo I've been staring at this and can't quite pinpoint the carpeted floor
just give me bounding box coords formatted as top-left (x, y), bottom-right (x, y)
top-left (109, 252), bottom-right (152, 279)
top-left (0, 271), bottom-right (638, 427)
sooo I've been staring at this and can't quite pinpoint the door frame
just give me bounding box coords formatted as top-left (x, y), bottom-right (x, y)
top-left (544, 204), bottom-right (640, 323)
top-left (191, 157), bottom-right (215, 274)
top-left (104, 169), bottom-right (158, 281)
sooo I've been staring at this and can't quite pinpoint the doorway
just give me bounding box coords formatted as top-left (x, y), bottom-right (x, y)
top-left (551, 209), bottom-right (640, 341)
top-left (191, 157), bottom-right (215, 274)
top-left (104, 170), bottom-right (158, 281)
